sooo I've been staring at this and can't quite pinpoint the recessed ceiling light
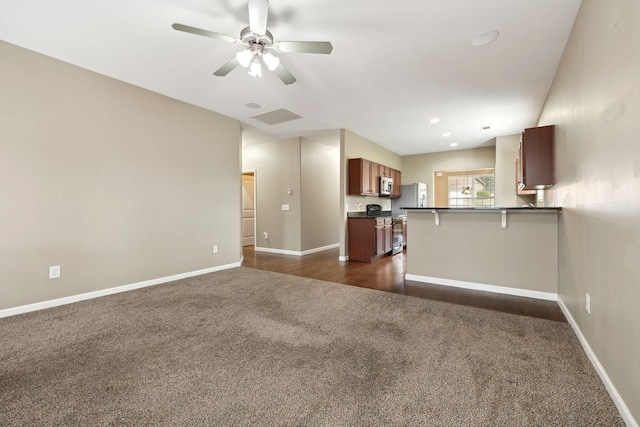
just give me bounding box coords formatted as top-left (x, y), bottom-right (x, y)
top-left (450, 142), bottom-right (458, 147)
top-left (245, 103), bottom-right (261, 109)
top-left (442, 132), bottom-right (451, 137)
top-left (430, 118), bottom-right (440, 124)
top-left (471, 30), bottom-right (500, 46)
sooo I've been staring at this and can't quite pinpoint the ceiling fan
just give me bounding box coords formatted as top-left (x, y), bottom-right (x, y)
top-left (172, 0), bottom-right (333, 85)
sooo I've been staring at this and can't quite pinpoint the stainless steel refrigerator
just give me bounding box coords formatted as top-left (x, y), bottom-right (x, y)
top-left (391, 182), bottom-right (428, 215)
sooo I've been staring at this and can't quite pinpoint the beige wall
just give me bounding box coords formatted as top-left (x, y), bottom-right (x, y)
top-left (539, 0), bottom-right (640, 422)
top-left (343, 129), bottom-right (402, 170)
top-left (242, 134), bottom-right (302, 252)
top-left (242, 129), bottom-right (340, 253)
top-left (340, 129), bottom-right (402, 257)
top-left (401, 146), bottom-right (496, 206)
top-left (495, 134), bottom-right (536, 207)
top-left (0, 41), bottom-right (242, 310)
top-left (301, 133), bottom-right (340, 251)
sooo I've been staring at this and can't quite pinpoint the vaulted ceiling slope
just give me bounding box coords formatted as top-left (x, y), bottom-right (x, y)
top-left (0, 0), bottom-right (582, 155)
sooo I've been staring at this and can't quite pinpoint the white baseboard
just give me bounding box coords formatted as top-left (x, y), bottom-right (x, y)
top-left (338, 255), bottom-right (349, 262)
top-left (557, 297), bottom-right (638, 427)
top-left (404, 274), bottom-right (557, 301)
top-left (0, 261), bottom-right (241, 319)
top-left (255, 243), bottom-right (339, 257)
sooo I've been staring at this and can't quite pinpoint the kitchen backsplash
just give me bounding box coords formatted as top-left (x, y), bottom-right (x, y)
top-left (346, 195), bottom-right (391, 212)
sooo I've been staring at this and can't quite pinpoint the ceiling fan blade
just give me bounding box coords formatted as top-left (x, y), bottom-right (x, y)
top-left (272, 63), bottom-right (297, 85)
top-left (213, 57), bottom-right (240, 77)
top-left (172, 23), bottom-right (239, 44)
top-left (248, 0), bottom-right (269, 35)
top-left (274, 41), bottom-right (333, 54)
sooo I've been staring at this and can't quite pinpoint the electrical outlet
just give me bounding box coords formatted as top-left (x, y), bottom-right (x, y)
top-left (586, 293), bottom-right (591, 314)
top-left (263, 232), bottom-right (268, 239)
top-left (49, 265), bottom-right (61, 279)
top-left (213, 245), bottom-right (218, 254)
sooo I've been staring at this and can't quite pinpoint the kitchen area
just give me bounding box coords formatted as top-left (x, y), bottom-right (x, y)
top-left (347, 178), bottom-right (426, 263)
top-left (345, 125), bottom-right (560, 301)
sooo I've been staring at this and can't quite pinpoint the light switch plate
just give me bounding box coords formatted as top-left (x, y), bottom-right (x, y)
top-left (281, 204), bottom-right (290, 211)
top-left (586, 293), bottom-right (591, 314)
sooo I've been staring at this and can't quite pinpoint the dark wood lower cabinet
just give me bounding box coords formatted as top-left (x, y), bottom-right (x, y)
top-left (348, 217), bottom-right (392, 262)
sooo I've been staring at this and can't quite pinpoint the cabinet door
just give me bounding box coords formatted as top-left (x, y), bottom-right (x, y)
top-left (348, 158), bottom-right (376, 196)
top-left (375, 224), bottom-right (385, 255)
top-left (516, 157), bottom-right (535, 195)
top-left (348, 218), bottom-right (377, 262)
top-left (371, 162), bottom-right (380, 195)
top-left (376, 218), bottom-right (392, 254)
top-left (390, 169), bottom-right (402, 198)
top-left (362, 159), bottom-right (373, 194)
top-left (384, 224), bottom-right (392, 253)
top-left (519, 125), bottom-right (555, 190)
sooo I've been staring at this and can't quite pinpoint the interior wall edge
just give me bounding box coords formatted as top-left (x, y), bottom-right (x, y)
top-left (557, 297), bottom-right (638, 427)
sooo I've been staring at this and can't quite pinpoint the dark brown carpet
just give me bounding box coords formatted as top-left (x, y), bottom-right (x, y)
top-left (0, 267), bottom-right (623, 426)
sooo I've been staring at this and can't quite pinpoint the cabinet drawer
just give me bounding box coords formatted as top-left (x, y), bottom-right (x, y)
top-left (375, 217), bottom-right (392, 226)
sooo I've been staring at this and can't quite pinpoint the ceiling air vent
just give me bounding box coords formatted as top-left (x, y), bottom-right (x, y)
top-left (250, 108), bottom-right (303, 125)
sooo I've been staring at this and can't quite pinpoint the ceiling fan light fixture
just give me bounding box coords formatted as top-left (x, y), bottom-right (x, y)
top-left (172, 0), bottom-right (332, 85)
top-left (248, 0), bottom-right (269, 36)
top-left (248, 57), bottom-right (263, 77)
top-left (236, 49), bottom-right (254, 68)
top-left (262, 51), bottom-right (280, 71)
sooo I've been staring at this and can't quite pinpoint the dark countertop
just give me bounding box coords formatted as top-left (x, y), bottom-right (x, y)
top-left (401, 206), bottom-right (561, 211)
top-left (347, 211), bottom-right (406, 219)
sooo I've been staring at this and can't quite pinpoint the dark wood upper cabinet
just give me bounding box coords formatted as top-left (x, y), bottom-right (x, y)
top-left (371, 161), bottom-right (380, 195)
top-left (348, 158), bottom-right (378, 196)
top-left (348, 158), bottom-right (401, 198)
top-left (390, 169), bottom-right (402, 198)
top-left (515, 157), bottom-right (536, 195)
top-left (517, 125), bottom-right (555, 190)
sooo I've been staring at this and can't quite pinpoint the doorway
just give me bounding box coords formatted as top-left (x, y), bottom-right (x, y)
top-left (242, 172), bottom-right (256, 246)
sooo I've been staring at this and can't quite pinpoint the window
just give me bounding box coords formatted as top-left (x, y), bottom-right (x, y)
top-left (448, 173), bottom-right (495, 207)
top-left (434, 168), bottom-right (495, 207)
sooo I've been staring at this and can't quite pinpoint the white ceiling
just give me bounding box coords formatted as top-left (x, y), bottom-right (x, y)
top-left (0, 0), bottom-right (581, 156)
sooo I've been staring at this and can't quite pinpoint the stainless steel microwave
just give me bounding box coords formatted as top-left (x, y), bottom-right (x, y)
top-left (380, 176), bottom-right (393, 195)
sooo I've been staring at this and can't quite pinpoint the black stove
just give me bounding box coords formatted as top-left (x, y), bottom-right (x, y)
top-left (366, 204), bottom-right (383, 217)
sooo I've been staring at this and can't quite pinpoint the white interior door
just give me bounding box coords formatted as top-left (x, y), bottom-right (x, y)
top-left (242, 173), bottom-right (255, 246)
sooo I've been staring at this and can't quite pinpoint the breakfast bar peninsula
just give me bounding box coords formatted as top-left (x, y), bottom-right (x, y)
top-left (403, 207), bottom-right (561, 301)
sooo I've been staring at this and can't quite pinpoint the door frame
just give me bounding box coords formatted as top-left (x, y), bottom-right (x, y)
top-left (242, 169), bottom-right (257, 247)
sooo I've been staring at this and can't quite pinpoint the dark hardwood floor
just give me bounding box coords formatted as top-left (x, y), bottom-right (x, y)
top-left (241, 246), bottom-right (567, 323)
